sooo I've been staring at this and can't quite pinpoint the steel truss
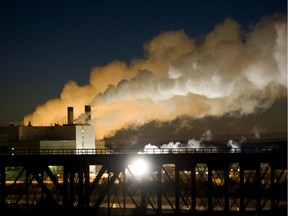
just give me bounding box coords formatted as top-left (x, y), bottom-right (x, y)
top-left (0, 153), bottom-right (287, 215)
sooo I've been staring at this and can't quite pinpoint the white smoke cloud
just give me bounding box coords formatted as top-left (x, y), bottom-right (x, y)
top-left (142, 130), bottom-right (219, 154)
top-left (24, 14), bottom-right (287, 140)
top-left (227, 138), bottom-right (243, 149)
top-left (252, 125), bottom-right (266, 139)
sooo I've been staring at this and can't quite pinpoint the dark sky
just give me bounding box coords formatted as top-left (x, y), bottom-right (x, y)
top-left (0, 0), bottom-right (287, 141)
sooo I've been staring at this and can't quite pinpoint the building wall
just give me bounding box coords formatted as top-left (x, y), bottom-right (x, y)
top-left (17, 125), bottom-right (78, 141)
top-left (45, 125), bottom-right (76, 140)
top-left (0, 126), bottom-right (20, 141)
top-left (0, 124), bottom-right (96, 150)
top-left (9, 140), bottom-right (40, 150)
top-left (19, 126), bottom-right (47, 141)
top-left (40, 140), bottom-right (76, 149)
top-left (75, 125), bottom-right (95, 149)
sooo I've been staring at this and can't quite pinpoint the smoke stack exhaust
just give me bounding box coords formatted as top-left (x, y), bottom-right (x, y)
top-left (85, 105), bottom-right (91, 124)
top-left (67, 106), bottom-right (74, 125)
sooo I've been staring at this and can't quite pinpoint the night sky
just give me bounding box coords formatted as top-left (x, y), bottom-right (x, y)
top-left (0, 0), bottom-right (287, 145)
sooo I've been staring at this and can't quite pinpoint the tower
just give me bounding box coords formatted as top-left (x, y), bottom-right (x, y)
top-left (85, 105), bottom-right (91, 124)
top-left (67, 107), bottom-right (74, 125)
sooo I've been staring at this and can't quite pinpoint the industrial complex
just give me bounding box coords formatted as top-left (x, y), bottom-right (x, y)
top-left (0, 105), bottom-right (97, 151)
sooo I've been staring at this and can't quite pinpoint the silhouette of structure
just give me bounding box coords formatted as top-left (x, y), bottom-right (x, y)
top-left (0, 144), bottom-right (286, 216)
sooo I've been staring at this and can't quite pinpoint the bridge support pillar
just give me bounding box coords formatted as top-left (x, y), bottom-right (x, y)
top-left (208, 165), bottom-right (213, 212)
top-left (224, 165), bottom-right (229, 212)
top-left (256, 165), bottom-right (261, 212)
top-left (270, 164), bottom-right (275, 211)
top-left (84, 165), bottom-right (90, 207)
top-left (157, 165), bottom-right (162, 215)
top-left (240, 166), bottom-right (244, 213)
top-left (191, 163), bottom-right (196, 213)
top-left (175, 165), bottom-right (180, 214)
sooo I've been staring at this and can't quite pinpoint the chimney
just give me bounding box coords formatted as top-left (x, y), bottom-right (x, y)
top-left (67, 107), bottom-right (74, 125)
top-left (85, 105), bottom-right (91, 124)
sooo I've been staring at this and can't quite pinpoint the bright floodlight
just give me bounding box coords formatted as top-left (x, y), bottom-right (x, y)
top-left (129, 158), bottom-right (148, 176)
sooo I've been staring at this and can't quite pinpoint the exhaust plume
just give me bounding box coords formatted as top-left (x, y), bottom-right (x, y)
top-left (24, 14), bottom-right (287, 141)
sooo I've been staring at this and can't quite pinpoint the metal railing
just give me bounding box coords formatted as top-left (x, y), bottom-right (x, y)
top-left (0, 147), bottom-right (282, 156)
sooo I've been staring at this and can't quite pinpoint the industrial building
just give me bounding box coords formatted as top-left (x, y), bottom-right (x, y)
top-left (0, 105), bottom-right (96, 151)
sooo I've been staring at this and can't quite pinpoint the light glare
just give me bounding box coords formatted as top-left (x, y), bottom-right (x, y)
top-left (129, 159), bottom-right (148, 176)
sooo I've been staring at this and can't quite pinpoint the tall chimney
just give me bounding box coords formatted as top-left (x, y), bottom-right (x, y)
top-left (85, 105), bottom-right (91, 124)
top-left (67, 106), bottom-right (74, 125)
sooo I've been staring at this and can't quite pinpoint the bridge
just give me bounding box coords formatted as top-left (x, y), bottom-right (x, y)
top-left (0, 145), bottom-right (287, 215)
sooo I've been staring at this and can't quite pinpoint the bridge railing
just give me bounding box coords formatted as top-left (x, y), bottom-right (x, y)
top-left (0, 147), bottom-right (282, 155)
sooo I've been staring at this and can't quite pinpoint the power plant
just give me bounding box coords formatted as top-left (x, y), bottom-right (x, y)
top-left (0, 105), bottom-right (96, 151)
top-left (0, 105), bottom-right (286, 216)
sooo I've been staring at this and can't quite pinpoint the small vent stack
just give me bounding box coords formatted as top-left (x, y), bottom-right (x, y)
top-left (67, 106), bottom-right (74, 125)
top-left (85, 105), bottom-right (91, 124)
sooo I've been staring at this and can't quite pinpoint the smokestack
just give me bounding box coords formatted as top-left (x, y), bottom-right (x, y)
top-left (85, 105), bottom-right (91, 124)
top-left (67, 106), bottom-right (74, 125)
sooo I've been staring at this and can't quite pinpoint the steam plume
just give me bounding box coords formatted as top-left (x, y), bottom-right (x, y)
top-left (24, 14), bottom-right (287, 140)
